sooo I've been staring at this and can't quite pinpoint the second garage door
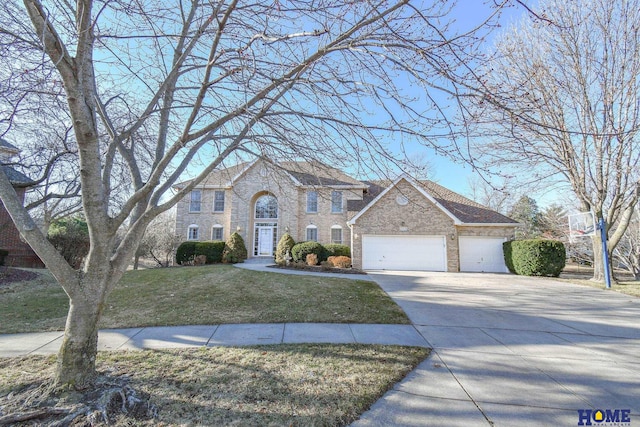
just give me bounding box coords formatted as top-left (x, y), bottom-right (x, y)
top-left (362, 235), bottom-right (446, 271)
top-left (459, 237), bottom-right (508, 273)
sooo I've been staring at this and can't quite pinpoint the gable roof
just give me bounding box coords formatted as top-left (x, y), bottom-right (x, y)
top-left (0, 138), bottom-right (19, 154)
top-left (175, 159), bottom-right (366, 189)
top-left (1, 165), bottom-right (34, 187)
top-left (348, 175), bottom-right (518, 226)
top-left (278, 161), bottom-right (367, 188)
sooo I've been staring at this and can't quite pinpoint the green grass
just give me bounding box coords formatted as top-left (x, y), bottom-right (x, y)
top-left (0, 265), bottom-right (409, 333)
top-left (0, 344), bottom-right (430, 426)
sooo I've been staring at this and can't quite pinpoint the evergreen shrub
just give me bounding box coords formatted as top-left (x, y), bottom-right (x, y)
top-left (275, 233), bottom-right (295, 265)
top-left (503, 239), bottom-right (566, 277)
top-left (223, 232), bottom-right (248, 263)
top-left (291, 241), bottom-right (326, 263)
top-left (324, 244), bottom-right (351, 258)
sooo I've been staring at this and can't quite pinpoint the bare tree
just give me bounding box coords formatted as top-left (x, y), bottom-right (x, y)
top-left (613, 212), bottom-right (640, 280)
top-left (466, 176), bottom-right (516, 215)
top-left (135, 210), bottom-right (181, 269)
top-left (0, 0), bottom-right (510, 391)
top-left (465, 0), bottom-right (640, 282)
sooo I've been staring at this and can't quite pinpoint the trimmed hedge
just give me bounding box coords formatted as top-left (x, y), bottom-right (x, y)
top-left (176, 241), bottom-right (225, 265)
top-left (503, 239), bottom-right (566, 277)
top-left (275, 233), bottom-right (296, 265)
top-left (291, 241), bottom-right (326, 263)
top-left (223, 232), bottom-right (248, 264)
top-left (324, 243), bottom-right (351, 258)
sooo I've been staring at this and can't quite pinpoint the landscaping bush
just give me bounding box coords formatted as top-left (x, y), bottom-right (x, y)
top-left (306, 253), bottom-right (319, 266)
top-left (176, 241), bottom-right (197, 265)
top-left (324, 244), bottom-right (351, 258)
top-left (223, 232), bottom-right (248, 264)
top-left (503, 239), bottom-right (566, 277)
top-left (47, 217), bottom-right (90, 269)
top-left (291, 241), bottom-right (326, 263)
top-left (275, 233), bottom-right (295, 265)
top-left (176, 241), bottom-right (225, 265)
top-left (328, 256), bottom-right (352, 268)
top-left (195, 241), bottom-right (225, 264)
top-left (0, 249), bottom-right (7, 266)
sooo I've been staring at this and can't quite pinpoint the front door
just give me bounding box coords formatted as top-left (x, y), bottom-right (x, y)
top-left (257, 227), bottom-right (274, 256)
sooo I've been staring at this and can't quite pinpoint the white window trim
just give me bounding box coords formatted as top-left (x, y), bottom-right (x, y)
top-left (331, 190), bottom-right (343, 213)
top-left (213, 190), bottom-right (225, 212)
top-left (307, 191), bottom-right (318, 213)
top-left (187, 224), bottom-right (199, 241)
top-left (211, 224), bottom-right (224, 241)
top-left (331, 225), bottom-right (343, 244)
top-left (189, 190), bottom-right (202, 213)
top-left (306, 224), bottom-right (318, 242)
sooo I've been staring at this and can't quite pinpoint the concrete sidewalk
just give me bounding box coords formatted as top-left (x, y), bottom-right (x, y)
top-left (0, 323), bottom-right (427, 357)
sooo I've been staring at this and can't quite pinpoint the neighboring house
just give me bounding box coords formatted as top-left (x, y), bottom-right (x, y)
top-left (174, 159), bottom-right (519, 272)
top-left (0, 138), bottom-right (43, 268)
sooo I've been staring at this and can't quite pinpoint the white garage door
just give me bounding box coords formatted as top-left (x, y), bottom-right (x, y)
top-left (459, 237), bottom-right (507, 273)
top-left (362, 235), bottom-right (446, 271)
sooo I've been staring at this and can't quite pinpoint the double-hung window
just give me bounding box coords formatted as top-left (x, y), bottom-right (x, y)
top-left (306, 225), bottom-right (318, 242)
top-left (213, 191), bottom-right (225, 212)
top-left (307, 191), bottom-right (318, 213)
top-left (211, 225), bottom-right (223, 241)
top-left (331, 226), bottom-right (343, 244)
top-left (187, 225), bottom-right (199, 240)
top-left (189, 190), bottom-right (202, 212)
top-left (331, 190), bottom-right (343, 213)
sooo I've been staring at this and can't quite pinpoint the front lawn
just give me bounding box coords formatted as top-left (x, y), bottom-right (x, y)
top-left (0, 344), bottom-right (429, 426)
top-left (0, 265), bottom-right (409, 334)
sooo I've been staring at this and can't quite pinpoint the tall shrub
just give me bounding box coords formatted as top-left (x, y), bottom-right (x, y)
top-left (503, 239), bottom-right (566, 277)
top-left (275, 233), bottom-right (296, 265)
top-left (223, 232), bottom-right (248, 263)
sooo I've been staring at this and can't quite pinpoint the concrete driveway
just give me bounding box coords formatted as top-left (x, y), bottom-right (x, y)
top-left (354, 271), bottom-right (640, 426)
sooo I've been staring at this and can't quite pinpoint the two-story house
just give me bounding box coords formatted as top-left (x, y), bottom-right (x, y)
top-left (174, 158), bottom-right (519, 272)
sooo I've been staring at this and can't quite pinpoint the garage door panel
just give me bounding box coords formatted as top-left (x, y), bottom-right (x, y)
top-left (460, 237), bottom-right (507, 273)
top-left (363, 235), bottom-right (446, 271)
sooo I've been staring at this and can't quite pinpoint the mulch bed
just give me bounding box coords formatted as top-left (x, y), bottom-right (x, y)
top-left (0, 267), bottom-right (39, 286)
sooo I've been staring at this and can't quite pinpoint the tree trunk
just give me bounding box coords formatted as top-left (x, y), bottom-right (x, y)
top-left (55, 296), bottom-right (104, 389)
top-left (591, 234), bottom-right (615, 284)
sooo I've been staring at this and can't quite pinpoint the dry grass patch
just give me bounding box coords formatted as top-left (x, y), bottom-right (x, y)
top-left (0, 344), bottom-right (430, 426)
top-left (0, 265), bottom-right (409, 334)
top-left (559, 264), bottom-right (640, 298)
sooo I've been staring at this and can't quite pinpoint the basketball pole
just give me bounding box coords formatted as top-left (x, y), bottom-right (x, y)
top-left (598, 218), bottom-right (612, 289)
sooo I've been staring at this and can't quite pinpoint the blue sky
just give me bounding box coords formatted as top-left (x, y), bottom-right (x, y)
top-left (417, 1), bottom-right (532, 197)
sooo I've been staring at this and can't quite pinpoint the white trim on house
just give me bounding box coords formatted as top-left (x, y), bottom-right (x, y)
top-left (347, 175), bottom-right (462, 226)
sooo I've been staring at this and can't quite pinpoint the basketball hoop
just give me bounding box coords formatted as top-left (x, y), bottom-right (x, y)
top-left (568, 212), bottom-right (596, 243)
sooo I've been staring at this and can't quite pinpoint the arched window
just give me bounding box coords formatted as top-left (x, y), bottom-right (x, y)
top-left (306, 225), bottom-right (318, 242)
top-left (187, 224), bottom-right (199, 241)
top-left (255, 194), bottom-right (278, 219)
